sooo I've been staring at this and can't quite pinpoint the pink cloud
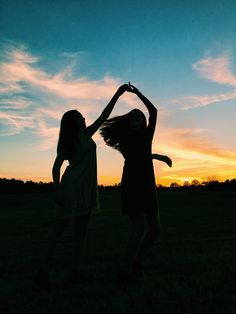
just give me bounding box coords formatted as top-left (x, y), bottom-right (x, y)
top-left (169, 91), bottom-right (236, 110)
top-left (0, 97), bottom-right (31, 109)
top-left (161, 53), bottom-right (236, 111)
top-left (0, 46), bottom-right (122, 100)
top-left (193, 54), bottom-right (236, 87)
top-left (0, 111), bottom-right (35, 135)
top-left (154, 127), bottom-right (236, 163)
top-left (0, 44), bottom-right (141, 151)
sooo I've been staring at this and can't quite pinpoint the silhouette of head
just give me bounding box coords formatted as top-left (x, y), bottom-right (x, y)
top-left (100, 108), bottom-right (147, 152)
top-left (61, 110), bottom-right (86, 132)
top-left (128, 109), bottom-right (146, 130)
top-left (76, 112), bottom-right (86, 130)
top-left (57, 110), bottom-right (86, 157)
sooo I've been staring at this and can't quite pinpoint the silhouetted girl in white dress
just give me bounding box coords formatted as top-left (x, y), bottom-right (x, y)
top-left (35, 84), bottom-right (130, 290)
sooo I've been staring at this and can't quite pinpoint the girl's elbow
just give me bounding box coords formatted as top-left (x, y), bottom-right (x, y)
top-left (52, 166), bottom-right (60, 177)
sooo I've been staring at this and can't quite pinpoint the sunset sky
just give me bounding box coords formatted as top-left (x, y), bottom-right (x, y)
top-left (1, 0), bottom-right (236, 186)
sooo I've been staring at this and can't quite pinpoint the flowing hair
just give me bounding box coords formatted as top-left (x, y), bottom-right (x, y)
top-left (100, 109), bottom-right (146, 152)
top-left (57, 110), bottom-right (80, 158)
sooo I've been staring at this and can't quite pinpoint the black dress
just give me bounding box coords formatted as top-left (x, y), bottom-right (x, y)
top-left (120, 113), bottom-right (158, 216)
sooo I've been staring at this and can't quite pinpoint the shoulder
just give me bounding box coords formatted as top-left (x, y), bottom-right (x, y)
top-left (82, 128), bottom-right (92, 138)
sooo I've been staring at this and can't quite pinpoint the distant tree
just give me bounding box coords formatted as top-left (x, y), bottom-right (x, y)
top-left (206, 175), bottom-right (218, 182)
top-left (0, 178), bottom-right (53, 194)
top-left (170, 182), bottom-right (180, 188)
top-left (205, 180), bottom-right (220, 190)
top-left (191, 179), bottom-right (200, 186)
top-left (229, 179), bottom-right (236, 187)
top-left (0, 177), bottom-right (236, 193)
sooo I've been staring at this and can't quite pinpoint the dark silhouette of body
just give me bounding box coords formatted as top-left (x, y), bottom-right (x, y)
top-left (100, 84), bottom-right (170, 284)
top-left (34, 84), bottom-right (131, 290)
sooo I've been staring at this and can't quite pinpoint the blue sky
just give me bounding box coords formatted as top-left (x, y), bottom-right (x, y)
top-left (1, 0), bottom-right (236, 185)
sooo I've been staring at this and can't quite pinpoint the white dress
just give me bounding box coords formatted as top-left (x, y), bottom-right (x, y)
top-left (54, 132), bottom-right (99, 218)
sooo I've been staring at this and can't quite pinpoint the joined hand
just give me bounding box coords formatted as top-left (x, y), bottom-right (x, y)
top-left (117, 83), bottom-right (140, 96)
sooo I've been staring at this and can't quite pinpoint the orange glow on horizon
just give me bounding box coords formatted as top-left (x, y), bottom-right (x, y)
top-left (2, 172), bottom-right (236, 187)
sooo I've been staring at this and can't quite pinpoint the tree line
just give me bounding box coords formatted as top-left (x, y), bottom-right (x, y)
top-left (0, 177), bottom-right (235, 194)
top-left (168, 179), bottom-right (236, 191)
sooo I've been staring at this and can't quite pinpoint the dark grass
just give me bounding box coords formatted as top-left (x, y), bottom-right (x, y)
top-left (0, 191), bottom-right (236, 313)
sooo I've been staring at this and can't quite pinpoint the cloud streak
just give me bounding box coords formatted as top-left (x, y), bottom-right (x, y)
top-left (0, 43), bottom-right (138, 149)
top-left (193, 54), bottom-right (236, 87)
top-left (161, 53), bottom-right (236, 112)
top-left (168, 90), bottom-right (236, 110)
top-left (152, 127), bottom-right (236, 184)
top-left (156, 127), bottom-right (236, 162)
top-left (0, 111), bottom-right (35, 135)
top-left (1, 45), bottom-right (119, 100)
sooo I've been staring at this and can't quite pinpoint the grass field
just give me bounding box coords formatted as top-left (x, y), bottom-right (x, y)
top-left (0, 190), bottom-right (236, 314)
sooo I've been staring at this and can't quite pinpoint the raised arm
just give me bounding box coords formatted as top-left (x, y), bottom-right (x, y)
top-left (52, 153), bottom-right (65, 190)
top-left (152, 153), bottom-right (172, 167)
top-left (85, 84), bottom-right (129, 136)
top-left (129, 84), bottom-right (157, 138)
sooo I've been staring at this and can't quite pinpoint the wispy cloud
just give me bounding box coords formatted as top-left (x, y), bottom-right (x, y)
top-left (152, 127), bottom-right (236, 184)
top-left (193, 54), bottom-right (236, 87)
top-left (0, 43), bottom-right (138, 149)
top-left (0, 111), bottom-right (35, 135)
top-left (1, 45), bottom-right (118, 100)
top-left (0, 97), bottom-right (32, 109)
top-left (168, 90), bottom-right (236, 110)
top-left (156, 127), bottom-right (236, 162)
top-left (162, 53), bottom-right (236, 111)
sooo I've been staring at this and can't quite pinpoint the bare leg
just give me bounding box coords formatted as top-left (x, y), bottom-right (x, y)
top-left (72, 214), bottom-right (90, 272)
top-left (117, 211), bottom-right (160, 286)
top-left (35, 218), bottom-right (69, 290)
top-left (135, 211), bottom-right (160, 264)
top-left (116, 213), bottom-right (146, 285)
top-left (43, 218), bottom-right (69, 270)
top-left (126, 214), bottom-right (146, 267)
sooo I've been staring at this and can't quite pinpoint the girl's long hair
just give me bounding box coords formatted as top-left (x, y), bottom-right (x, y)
top-left (57, 110), bottom-right (80, 158)
top-left (100, 109), bottom-right (146, 152)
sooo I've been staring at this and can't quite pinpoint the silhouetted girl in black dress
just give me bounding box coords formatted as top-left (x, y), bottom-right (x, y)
top-left (100, 84), bottom-right (162, 284)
